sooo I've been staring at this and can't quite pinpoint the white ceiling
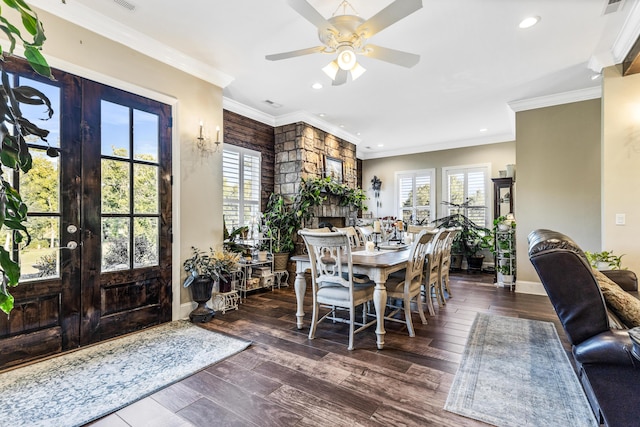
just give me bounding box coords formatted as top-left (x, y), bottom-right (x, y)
top-left (32, 0), bottom-right (640, 159)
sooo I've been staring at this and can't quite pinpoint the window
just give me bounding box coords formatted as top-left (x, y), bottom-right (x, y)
top-left (396, 169), bottom-right (435, 224)
top-left (223, 146), bottom-right (261, 230)
top-left (441, 164), bottom-right (490, 228)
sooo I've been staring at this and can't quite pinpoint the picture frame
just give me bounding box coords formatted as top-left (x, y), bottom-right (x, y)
top-left (324, 156), bottom-right (343, 182)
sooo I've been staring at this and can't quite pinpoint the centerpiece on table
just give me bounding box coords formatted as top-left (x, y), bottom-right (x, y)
top-left (183, 247), bottom-right (240, 322)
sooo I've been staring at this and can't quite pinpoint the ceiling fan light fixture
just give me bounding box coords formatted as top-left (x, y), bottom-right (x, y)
top-left (337, 46), bottom-right (357, 70)
top-left (322, 60), bottom-right (340, 80)
top-left (350, 62), bottom-right (366, 80)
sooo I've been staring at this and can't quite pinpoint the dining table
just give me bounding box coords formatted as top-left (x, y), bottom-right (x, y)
top-left (291, 245), bottom-right (411, 350)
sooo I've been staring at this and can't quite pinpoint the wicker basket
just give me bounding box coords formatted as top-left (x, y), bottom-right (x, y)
top-left (273, 252), bottom-right (289, 271)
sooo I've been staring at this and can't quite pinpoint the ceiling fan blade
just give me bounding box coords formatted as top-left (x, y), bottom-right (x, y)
top-left (287, 0), bottom-right (339, 34)
top-left (362, 44), bottom-right (420, 68)
top-left (332, 69), bottom-right (348, 86)
top-left (266, 46), bottom-right (327, 61)
top-left (356, 0), bottom-right (423, 38)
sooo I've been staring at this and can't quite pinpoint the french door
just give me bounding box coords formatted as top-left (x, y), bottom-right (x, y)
top-left (0, 60), bottom-right (172, 368)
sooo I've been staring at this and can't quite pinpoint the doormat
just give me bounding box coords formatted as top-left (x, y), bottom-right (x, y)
top-left (0, 320), bottom-right (251, 427)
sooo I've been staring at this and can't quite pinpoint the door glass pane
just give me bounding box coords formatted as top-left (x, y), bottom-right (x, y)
top-left (134, 218), bottom-right (158, 268)
top-left (133, 110), bottom-right (158, 162)
top-left (102, 218), bottom-right (130, 271)
top-left (133, 164), bottom-right (158, 214)
top-left (21, 149), bottom-right (60, 213)
top-left (19, 77), bottom-right (61, 148)
top-left (21, 217), bottom-right (60, 280)
top-left (101, 101), bottom-right (129, 158)
top-left (102, 159), bottom-right (130, 214)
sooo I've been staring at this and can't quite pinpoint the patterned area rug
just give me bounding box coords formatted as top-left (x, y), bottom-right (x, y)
top-left (0, 320), bottom-right (251, 427)
top-left (445, 313), bottom-right (597, 427)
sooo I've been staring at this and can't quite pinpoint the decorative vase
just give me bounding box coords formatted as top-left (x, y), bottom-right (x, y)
top-left (188, 277), bottom-right (214, 323)
top-left (218, 273), bottom-right (232, 293)
top-left (467, 255), bottom-right (485, 272)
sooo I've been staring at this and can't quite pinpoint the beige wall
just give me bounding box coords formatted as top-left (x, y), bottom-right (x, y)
top-left (36, 10), bottom-right (225, 309)
top-left (362, 142), bottom-right (515, 219)
top-left (602, 66), bottom-right (640, 273)
top-left (515, 99), bottom-right (601, 283)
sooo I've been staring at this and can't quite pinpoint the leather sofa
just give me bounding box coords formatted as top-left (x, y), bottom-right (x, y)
top-left (528, 229), bottom-right (640, 427)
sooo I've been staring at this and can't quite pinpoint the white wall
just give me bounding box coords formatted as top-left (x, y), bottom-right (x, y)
top-left (602, 65), bottom-right (640, 273)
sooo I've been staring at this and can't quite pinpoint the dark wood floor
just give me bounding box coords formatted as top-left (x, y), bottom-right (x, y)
top-left (90, 272), bottom-right (567, 427)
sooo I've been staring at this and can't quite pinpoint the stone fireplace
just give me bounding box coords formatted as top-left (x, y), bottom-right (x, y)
top-left (273, 122), bottom-right (359, 236)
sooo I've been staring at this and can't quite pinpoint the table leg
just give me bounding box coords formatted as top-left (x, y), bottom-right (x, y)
top-left (373, 281), bottom-right (387, 350)
top-left (294, 263), bottom-right (306, 329)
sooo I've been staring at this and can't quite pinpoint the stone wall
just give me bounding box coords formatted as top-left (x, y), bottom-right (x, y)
top-left (274, 122), bottom-right (359, 228)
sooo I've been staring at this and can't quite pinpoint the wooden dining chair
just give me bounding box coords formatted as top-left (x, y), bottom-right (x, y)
top-left (298, 230), bottom-right (376, 350)
top-left (335, 226), bottom-right (362, 248)
top-left (439, 227), bottom-right (461, 300)
top-left (423, 228), bottom-right (448, 315)
top-left (356, 225), bottom-right (374, 243)
top-left (382, 228), bottom-right (439, 336)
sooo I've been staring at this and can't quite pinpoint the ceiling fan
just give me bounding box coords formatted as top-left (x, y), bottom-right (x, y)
top-left (266, 0), bottom-right (423, 85)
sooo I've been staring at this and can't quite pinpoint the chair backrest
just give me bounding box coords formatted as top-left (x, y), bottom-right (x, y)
top-left (404, 229), bottom-right (440, 287)
top-left (303, 227), bottom-right (331, 233)
top-left (440, 227), bottom-right (461, 269)
top-left (357, 225), bottom-right (374, 242)
top-left (335, 226), bottom-right (361, 247)
top-left (528, 229), bottom-right (610, 345)
top-left (299, 230), bottom-right (355, 291)
top-left (424, 228), bottom-right (446, 277)
top-left (406, 225), bottom-right (434, 235)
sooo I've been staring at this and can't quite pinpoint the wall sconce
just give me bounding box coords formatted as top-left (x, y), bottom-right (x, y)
top-left (195, 121), bottom-right (221, 153)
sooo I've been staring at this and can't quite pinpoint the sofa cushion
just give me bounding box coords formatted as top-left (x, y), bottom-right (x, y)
top-left (593, 268), bottom-right (640, 328)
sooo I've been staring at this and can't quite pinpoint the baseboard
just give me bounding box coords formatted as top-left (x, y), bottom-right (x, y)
top-left (515, 280), bottom-right (547, 296)
top-left (179, 301), bottom-right (197, 320)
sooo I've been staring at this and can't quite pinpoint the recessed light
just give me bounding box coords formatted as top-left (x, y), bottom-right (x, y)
top-left (356, 132), bottom-right (361, 136)
top-left (519, 16), bottom-right (540, 29)
top-left (340, 124), bottom-right (345, 128)
top-left (312, 82), bottom-right (323, 90)
top-left (591, 73), bottom-right (601, 81)
top-left (480, 128), bottom-right (488, 132)
top-left (319, 113), bottom-right (326, 117)
top-left (377, 144), bottom-right (384, 147)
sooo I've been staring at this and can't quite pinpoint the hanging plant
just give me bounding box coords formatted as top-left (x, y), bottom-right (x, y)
top-left (0, 0), bottom-right (61, 314)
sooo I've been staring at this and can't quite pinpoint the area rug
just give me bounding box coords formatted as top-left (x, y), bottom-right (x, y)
top-left (444, 313), bottom-right (597, 427)
top-left (0, 320), bottom-right (251, 427)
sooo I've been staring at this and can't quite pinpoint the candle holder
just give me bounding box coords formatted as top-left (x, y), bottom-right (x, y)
top-left (373, 232), bottom-right (381, 251)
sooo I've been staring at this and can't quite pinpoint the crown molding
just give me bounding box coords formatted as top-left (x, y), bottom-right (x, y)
top-left (222, 97), bottom-right (362, 145)
top-left (612, 0), bottom-right (640, 63)
top-left (508, 86), bottom-right (601, 113)
top-left (28, 0), bottom-right (234, 88)
top-left (223, 98), bottom-right (276, 126)
top-left (358, 132), bottom-right (515, 160)
top-left (274, 111), bottom-right (362, 145)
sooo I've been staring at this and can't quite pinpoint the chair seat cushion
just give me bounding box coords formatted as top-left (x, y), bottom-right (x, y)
top-left (384, 273), bottom-right (421, 294)
top-left (317, 282), bottom-right (374, 305)
top-left (593, 268), bottom-right (640, 328)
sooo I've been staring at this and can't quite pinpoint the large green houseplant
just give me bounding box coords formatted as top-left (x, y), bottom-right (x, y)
top-left (434, 200), bottom-right (492, 270)
top-left (0, 0), bottom-right (61, 314)
top-left (263, 176), bottom-right (368, 269)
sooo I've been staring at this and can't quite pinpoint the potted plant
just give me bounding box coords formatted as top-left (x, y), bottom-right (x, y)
top-left (434, 200), bottom-right (492, 271)
top-left (585, 250), bottom-right (625, 270)
top-left (183, 246), bottom-right (240, 322)
top-left (496, 264), bottom-right (514, 285)
top-left (263, 193), bottom-right (299, 271)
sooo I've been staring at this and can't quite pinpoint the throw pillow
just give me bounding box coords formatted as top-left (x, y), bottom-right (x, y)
top-left (593, 268), bottom-right (640, 328)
